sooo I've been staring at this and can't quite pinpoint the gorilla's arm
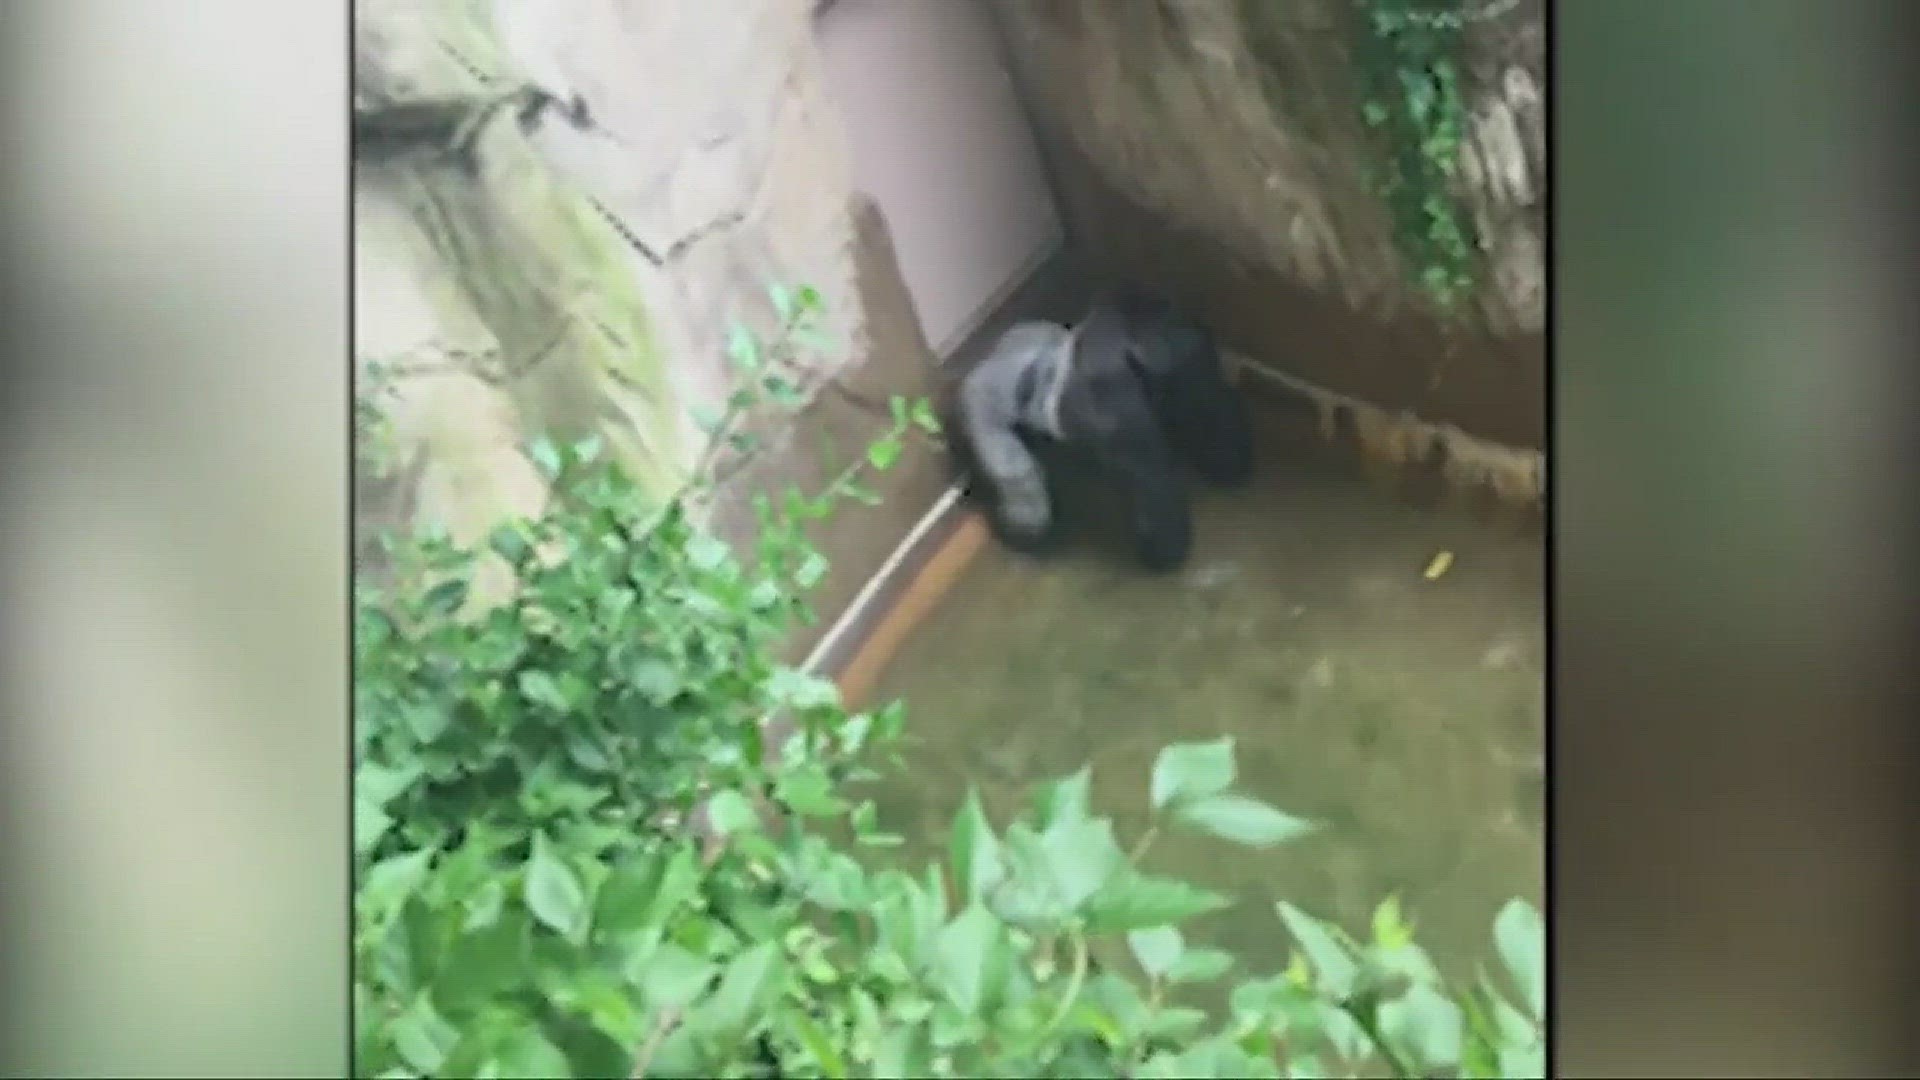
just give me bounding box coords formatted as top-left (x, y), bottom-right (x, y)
top-left (959, 409), bottom-right (1051, 538)
top-left (957, 325), bottom-right (1067, 544)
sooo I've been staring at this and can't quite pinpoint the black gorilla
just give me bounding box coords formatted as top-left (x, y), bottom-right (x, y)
top-left (948, 285), bottom-right (1254, 572)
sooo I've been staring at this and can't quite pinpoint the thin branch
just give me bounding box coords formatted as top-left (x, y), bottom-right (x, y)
top-left (629, 1007), bottom-right (683, 1079)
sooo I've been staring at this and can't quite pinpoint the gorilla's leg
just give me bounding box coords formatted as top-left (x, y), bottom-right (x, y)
top-left (1062, 387), bottom-right (1192, 570)
top-left (1099, 431), bottom-right (1194, 572)
top-left (1155, 357), bottom-right (1255, 486)
top-left (1059, 297), bottom-right (1200, 571)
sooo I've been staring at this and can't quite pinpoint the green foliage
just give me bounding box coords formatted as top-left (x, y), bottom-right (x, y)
top-left (1352, 0), bottom-right (1480, 311)
top-left (355, 357), bottom-right (404, 479)
top-left (353, 286), bottom-right (1541, 1078)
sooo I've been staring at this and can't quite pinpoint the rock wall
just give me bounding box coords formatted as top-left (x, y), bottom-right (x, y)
top-left (353, 0), bottom-right (947, 624)
top-left (989, 0), bottom-right (1546, 450)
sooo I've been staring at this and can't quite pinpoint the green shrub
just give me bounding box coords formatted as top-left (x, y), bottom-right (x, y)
top-left (1352, 0), bottom-right (1480, 310)
top-left (352, 289), bottom-right (1543, 1078)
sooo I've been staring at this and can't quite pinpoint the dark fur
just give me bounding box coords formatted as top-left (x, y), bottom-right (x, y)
top-left (946, 285), bottom-right (1255, 572)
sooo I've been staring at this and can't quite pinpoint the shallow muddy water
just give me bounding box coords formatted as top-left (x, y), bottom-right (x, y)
top-left (859, 422), bottom-right (1545, 984)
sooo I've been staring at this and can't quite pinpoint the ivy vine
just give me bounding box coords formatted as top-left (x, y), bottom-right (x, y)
top-left (1351, 0), bottom-right (1478, 311)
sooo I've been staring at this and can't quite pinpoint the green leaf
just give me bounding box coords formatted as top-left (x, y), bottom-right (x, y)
top-left (1141, 1037), bottom-right (1250, 1079)
top-left (1028, 765), bottom-right (1092, 830)
top-left (1376, 983), bottom-right (1464, 1071)
top-left (1370, 938), bottom-right (1443, 988)
top-left (1039, 814), bottom-right (1125, 913)
top-left (909, 397), bottom-right (942, 434)
top-left (593, 855), bottom-right (661, 933)
top-left (359, 847), bottom-right (434, 914)
top-left (835, 477), bottom-right (881, 506)
top-left (747, 578), bottom-right (782, 609)
top-left (762, 373), bottom-right (806, 406)
top-left (640, 942), bottom-right (718, 1010)
top-left (1128, 926), bottom-right (1184, 979)
top-left (774, 767), bottom-right (847, 818)
top-left (419, 577), bottom-right (469, 618)
top-left (1081, 869), bottom-right (1232, 932)
top-left (1315, 998), bottom-right (1372, 1062)
top-left (768, 283), bottom-right (795, 322)
top-left (1497, 1040), bottom-right (1547, 1080)
top-left (1146, 1005), bottom-right (1210, 1041)
top-left (627, 658), bottom-right (681, 705)
top-left (727, 323), bottom-right (763, 373)
top-left (767, 666), bottom-right (840, 711)
top-left (1168, 946), bottom-right (1235, 984)
top-left (794, 550), bottom-right (829, 589)
top-left (523, 831), bottom-right (589, 941)
top-left (1276, 902), bottom-right (1358, 997)
top-left (638, 1023), bottom-right (703, 1078)
top-left (434, 908), bottom-right (528, 1008)
top-left (1372, 895), bottom-right (1412, 949)
top-left (866, 436), bottom-right (902, 471)
top-left (705, 790), bottom-right (761, 837)
top-left (848, 798), bottom-right (880, 838)
top-left (685, 534), bottom-right (731, 572)
top-left (486, 523), bottom-right (532, 567)
top-left (700, 941), bottom-right (782, 1037)
top-left (644, 844), bottom-right (701, 928)
top-left (1229, 974), bottom-right (1307, 1030)
top-left (848, 987), bottom-right (884, 1044)
top-left (492, 1027), bottom-right (573, 1079)
top-left (872, 1024), bottom-right (928, 1077)
top-left (357, 760), bottom-right (422, 806)
top-left (354, 797), bottom-right (393, 857)
top-left (528, 436), bottom-right (563, 478)
top-left (1285, 1055), bottom-right (1327, 1080)
top-left (791, 840), bottom-right (871, 912)
top-left (1483, 978), bottom-right (1537, 1045)
top-left (1493, 898), bottom-right (1544, 1020)
top-left (388, 994), bottom-right (459, 1074)
top-left (516, 670), bottom-right (567, 712)
top-left (1150, 737), bottom-right (1236, 812)
top-left (932, 903), bottom-right (1003, 1014)
top-left (949, 787), bottom-right (1005, 902)
top-left (870, 872), bottom-right (935, 972)
top-left (1173, 793), bottom-right (1316, 848)
top-left (1462, 1024), bottom-right (1503, 1080)
top-left (784, 1005), bottom-right (848, 1079)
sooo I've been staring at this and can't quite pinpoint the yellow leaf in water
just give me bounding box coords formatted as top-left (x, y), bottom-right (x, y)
top-left (1423, 551), bottom-right (1454, 580)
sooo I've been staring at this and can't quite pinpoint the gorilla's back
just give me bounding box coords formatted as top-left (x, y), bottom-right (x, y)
top-left (959, 320), bottom-right (1073, 436)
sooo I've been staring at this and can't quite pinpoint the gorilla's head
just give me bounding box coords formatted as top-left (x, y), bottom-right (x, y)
top-left (1111, 287), bottom-right (1255, 485)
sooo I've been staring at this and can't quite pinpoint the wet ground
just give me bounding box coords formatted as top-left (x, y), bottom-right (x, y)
top-left (859, 417), bottom-right (1545, 985)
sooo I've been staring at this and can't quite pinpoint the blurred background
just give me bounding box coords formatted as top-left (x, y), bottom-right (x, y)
top-left (1, 0), bottom-right (1913, 1076)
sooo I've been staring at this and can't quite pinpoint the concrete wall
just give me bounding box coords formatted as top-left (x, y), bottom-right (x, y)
top-left (989, 0), bottom-right (1547, 450)
top-left (816, 0), bottom-right (1061, 356)
top-left (353, 0), bottom-right (1060, 633)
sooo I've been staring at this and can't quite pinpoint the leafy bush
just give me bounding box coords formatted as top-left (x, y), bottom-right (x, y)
top-left (353, 289), bottom-right (1544, 1078)
top-left (1352, 0), bottom-right (1479, 310)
